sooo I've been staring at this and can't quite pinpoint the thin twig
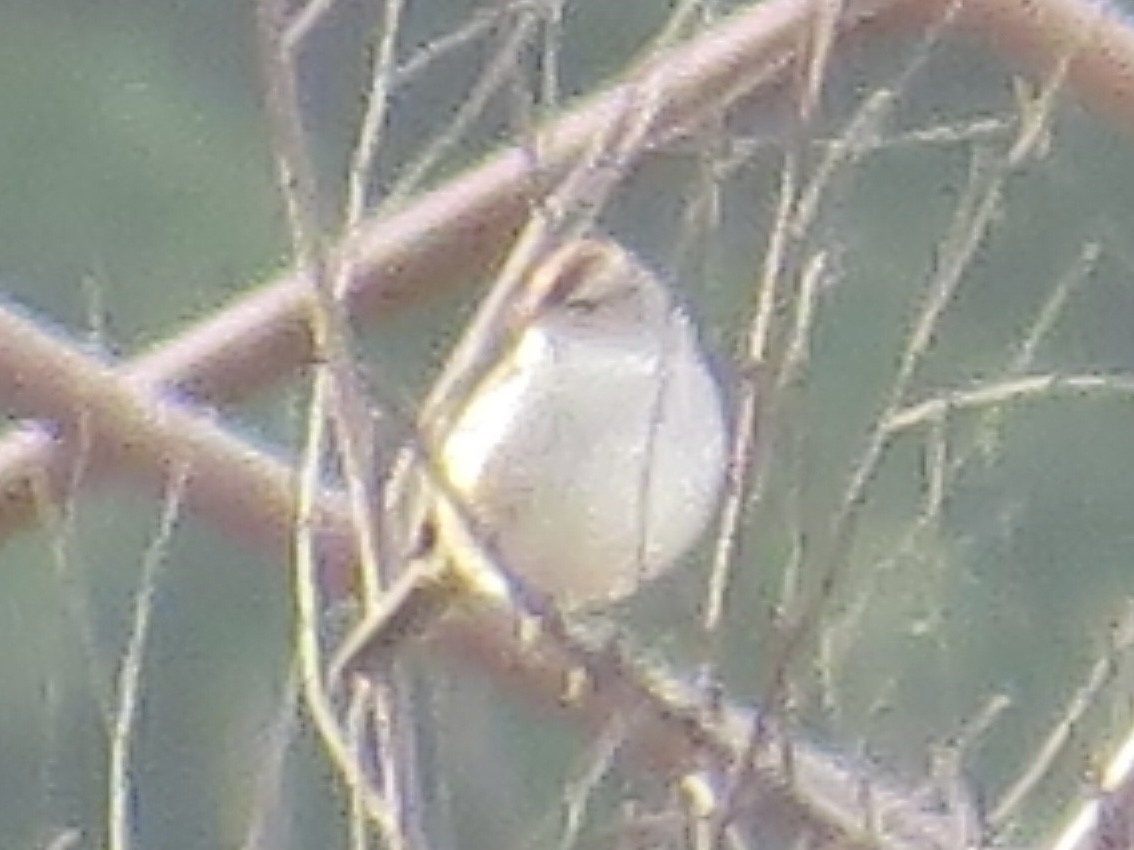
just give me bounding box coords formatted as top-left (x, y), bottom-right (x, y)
top-left (7, 0), bottom-right (1134, 551)
top-left (108, 465), bottom-right (188, 850)
top-left (0, 294), bottom-right (969, 850)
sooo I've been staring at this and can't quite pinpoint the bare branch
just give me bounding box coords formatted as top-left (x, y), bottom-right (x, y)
top-left (4, 0), bottom-right (1134, 549)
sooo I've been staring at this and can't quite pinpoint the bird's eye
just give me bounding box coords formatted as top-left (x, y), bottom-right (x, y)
top-left (563, 293), bottom-right (603, 314)
top-left (527, 239), bottom-right (644, 322)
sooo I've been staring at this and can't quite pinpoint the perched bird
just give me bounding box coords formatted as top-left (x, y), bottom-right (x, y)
top-left (440, 236), bottom-right (728, 606)
top-left (333, 237), bottom-right (727, 674)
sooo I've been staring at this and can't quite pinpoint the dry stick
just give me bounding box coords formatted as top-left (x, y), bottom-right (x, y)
top-left (0, 0), bottom-right (1127, 830)
top-left (1050, 608), bottom-right (1134, 850)
top-left (0, 0), bottom-right (1132, 837)
top-left (256, 0), bottom-right (431, 847)
top-left (818, 245), bottom-right (1100, 723)
top-left (384, 8), bottom-right (543, 207)
top-left (3, 0), bottom-right (1134, 554)
top-left (885, 373), bottom-right (1134, 433)
top-left (0, 281), bottom-right (969, 850)
top-left (716, 73), bottom-right (1030, 842)
top-left (327, 0), bottom-right (437, 845)
top-left (0, 301), bottom-right (361, 574)
top-left (0, 0), bottom-right (794, 550)
top-left (107, 466), bottom-right (188, 850)
top-left (956, 0), bottom-right (1134, 139)
top-left (294, 372), bottom-right (412, 835)
top-left (994, 608), bottom-right (1134, 834)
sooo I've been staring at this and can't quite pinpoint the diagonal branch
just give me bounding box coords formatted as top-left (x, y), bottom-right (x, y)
top-left (3, 0), bottom-right (1134, 549)
top-left (0, 298), bottom-right (976, 850)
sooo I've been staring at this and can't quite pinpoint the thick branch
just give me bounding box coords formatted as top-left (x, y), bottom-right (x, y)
top-left (3, 0), bottom-right (1134, 547)
top-left (0, 297), bottom-right (974, 849)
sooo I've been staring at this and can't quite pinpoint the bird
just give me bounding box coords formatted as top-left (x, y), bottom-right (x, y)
top-left (440, 236), bottom-right (728, 606)
top-left (333, 236), bottom-right (728, 675)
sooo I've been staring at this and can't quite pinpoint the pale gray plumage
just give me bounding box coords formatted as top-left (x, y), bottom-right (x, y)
top-left (441, 238), bottom-right (727, 607)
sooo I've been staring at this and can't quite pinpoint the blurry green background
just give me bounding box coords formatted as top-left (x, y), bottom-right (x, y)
top-left (3, 0), bottom-right (1134, 848)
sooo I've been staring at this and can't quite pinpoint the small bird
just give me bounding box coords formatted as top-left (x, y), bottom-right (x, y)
top-left (441, 237), bottom-right (728, 606)
top-left (333, 237), bottom-right (727, 674)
